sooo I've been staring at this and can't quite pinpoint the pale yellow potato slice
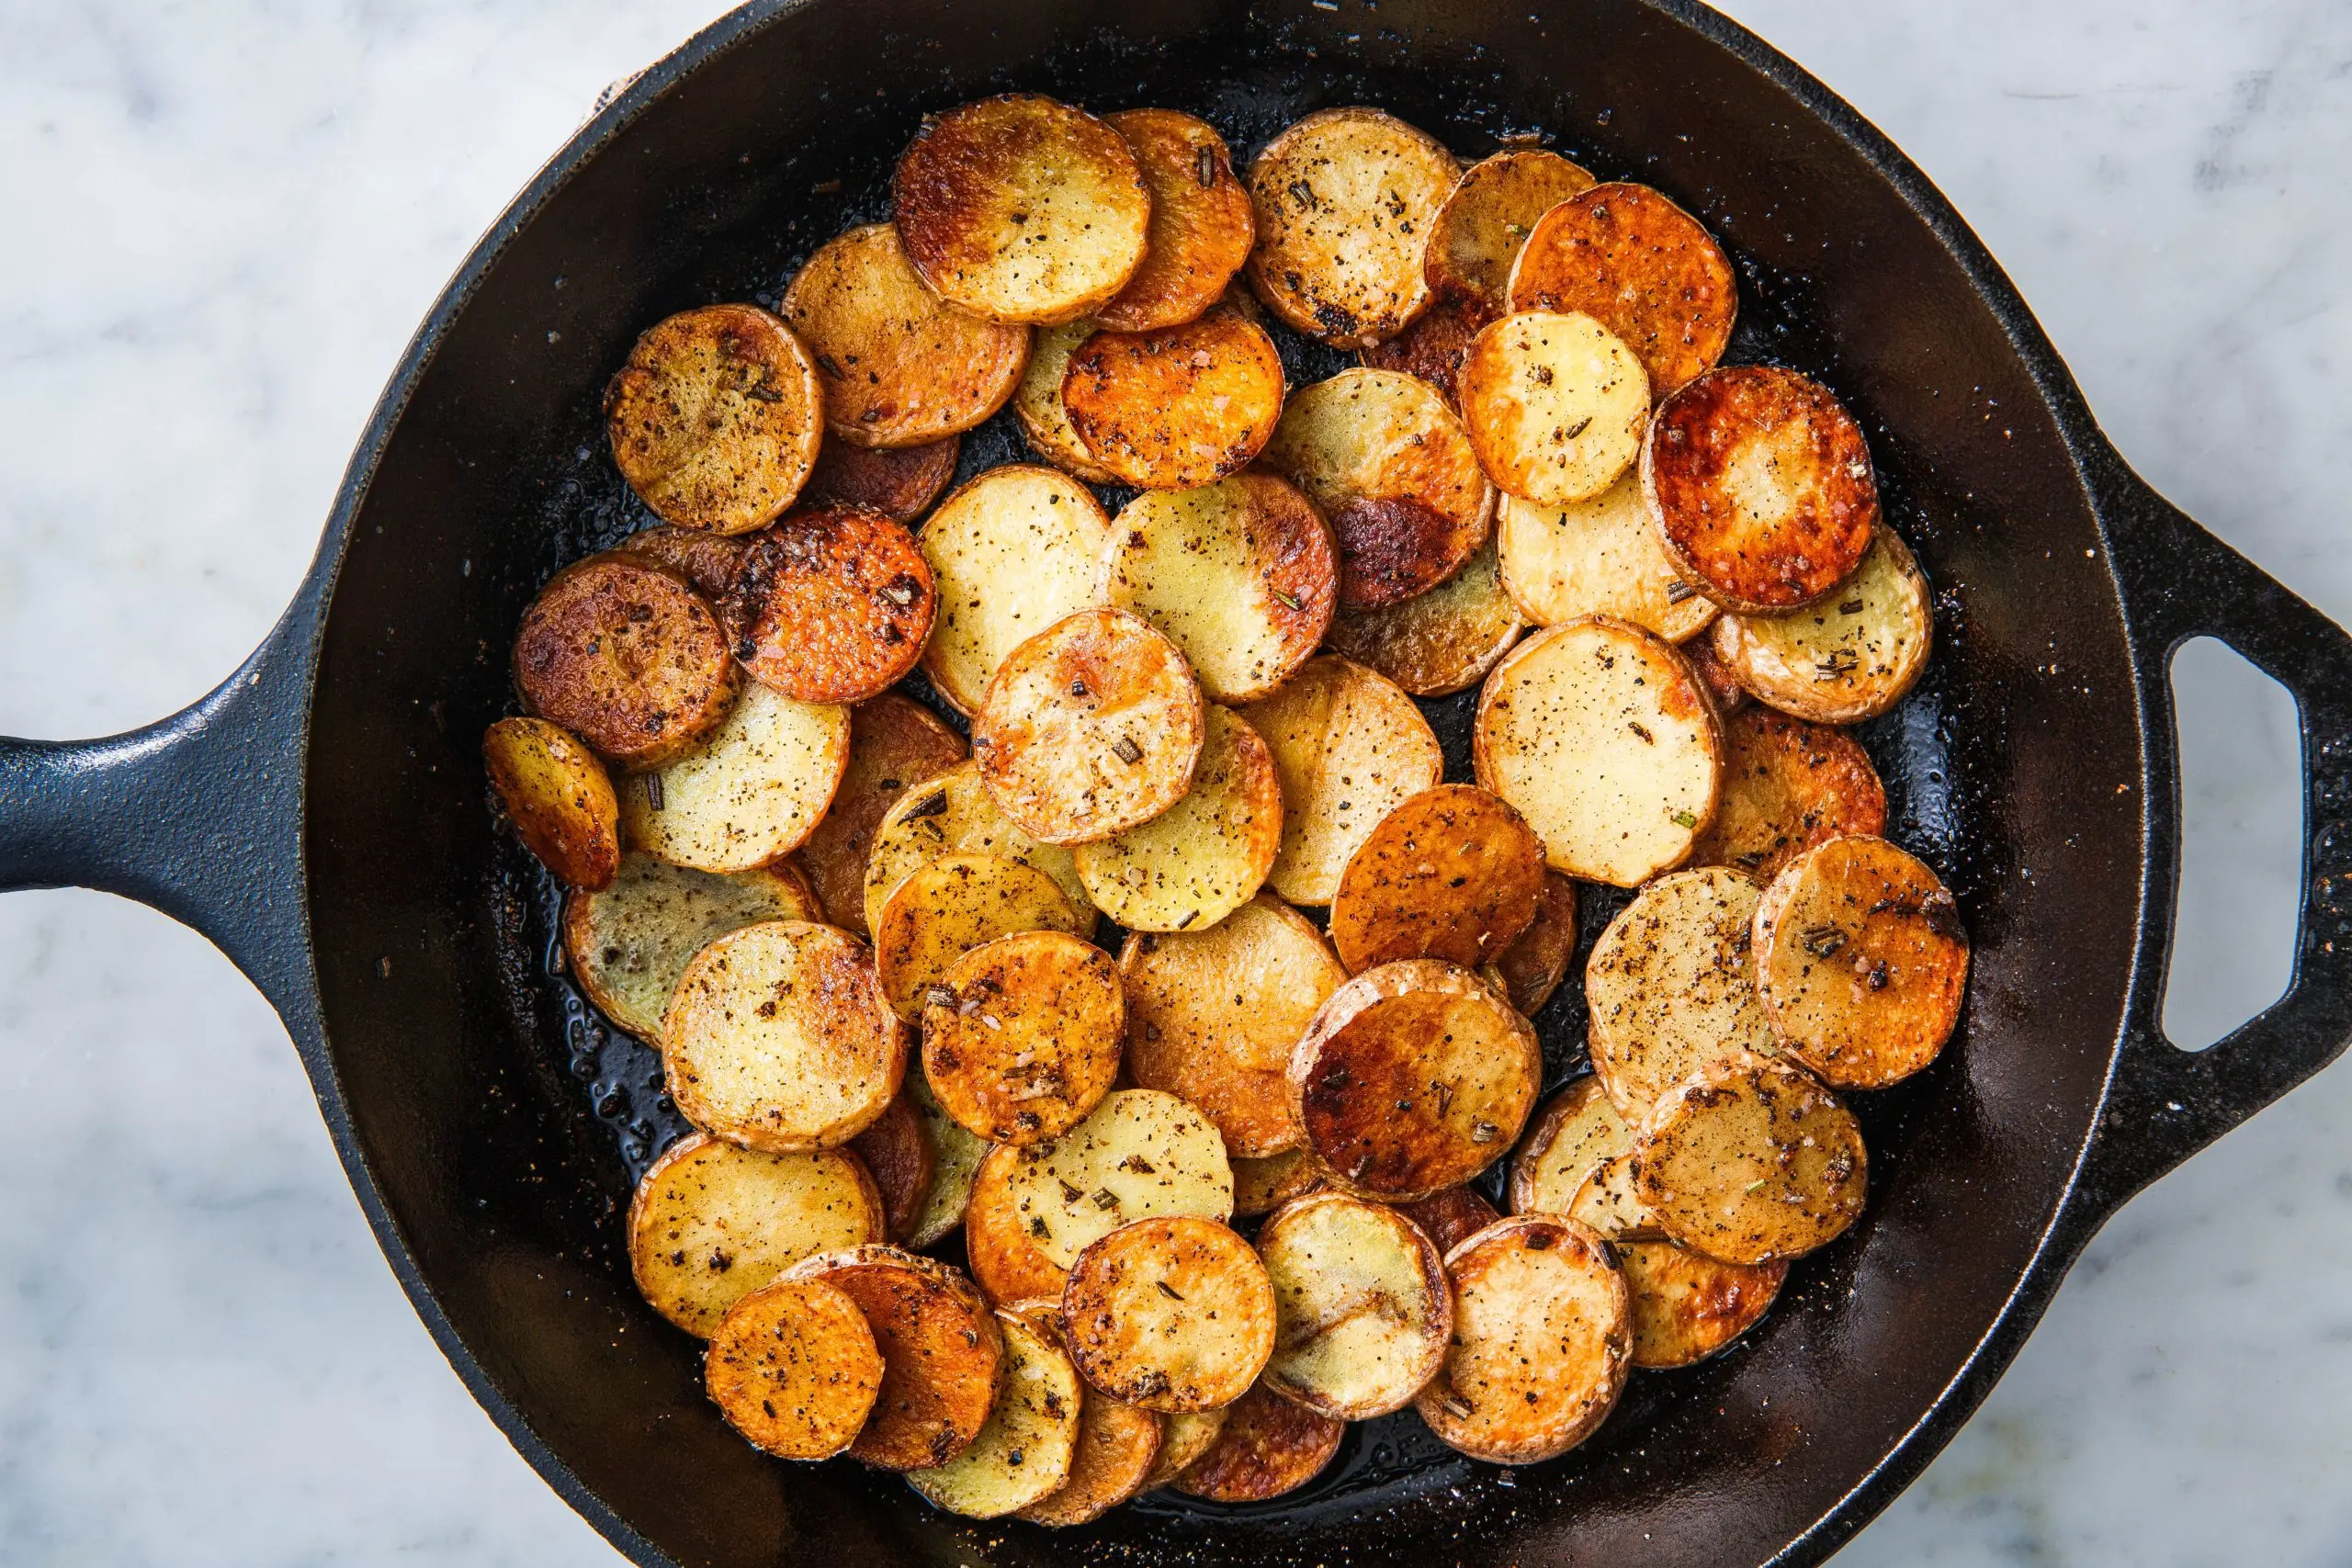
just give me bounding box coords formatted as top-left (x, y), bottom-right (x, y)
top-left (1632, 1051), bottom-right (1867, 1267)
top-left (872, 852), bottom-right (1087, 1023)
top-left (905, 1308), bottom-right (1082, 1518)
top-left (918, 465), bottom-right (1113, 715)
top-left (1072, 705), bottom-right (1283, 933)
top-left (1000, 1088), bottom-right (1234, 1269)
top-left (1458, 310), bottom-right (1650, 506)
top-left (1424, 149), bottom-right (1597, 312)
top-left (1567, 1152), bottom-right (1668, 1242)
top-left (1323, 535), bottom-right (1525, 698)
top-left (1494, 476), bottom-right (1718, 639)
top-left (1617, 1241), bottom-right (1786, 1370)
top-left (1508, 1076), bottom-right (1634, 1215)
top-left (604, 303), bottom-right (822, 534)
top-left (861, 760), bottom-right (1093, 938)
top-left (618, 683), bottom-right (851, 874)
top-left (1009, 1302), bottom-right (1164, 1526)
top-left (1711, 527), bottom-right (1934, 724)
top-left (483, 716), bottom-right (620, 889)
top-left (1143, 1408), bottom-right (1232, 1490)
top-left (1228, 1148), bottom-right (1326, 1219)
top-left (1586, 866), bottom-right (1779, 1116)
top-left (704, 1276), bottom-right (883, 1460)
top-left (1063, 1216), bottom-right (1276, 1412)
top-left (1259, 1191), bottom-right (1452, 1419)
top-left (566, 853), bottom-right (820, 1042)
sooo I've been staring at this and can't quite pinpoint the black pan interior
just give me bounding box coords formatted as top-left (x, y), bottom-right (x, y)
top-left (300, 2), bottom-right (2148, 1563)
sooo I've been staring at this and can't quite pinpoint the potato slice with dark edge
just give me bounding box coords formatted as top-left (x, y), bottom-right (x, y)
top-left (781, 223), bottom-right (1029, 448)
top-left (1753, 834), bottom-right (1968, 1089)
top-left (1259, 1191), bottom-right (1452, 1419)
top-left (618, 684), bottom-right (851, 874)
top-left (1495, 476), bottom-right (1718, 640)
top-left (617, 524), bottom-right (751, 602)
top-left (1509, 1077), bottom-right (1634, 1215)
top-left (1001, 1088), bottom-right (1234, 1269)
top-left (1094, 107), bottom-right (1255, 333)
top-left (663, 920), bottom-right (905, 1152)
top-left (1505, 182), bottom-right (1736, 397)
top-left (1328, 784), bottom-right (1546, 973)
top-left (1120, 895), bottom-right (1346, 1157)
top-left (1415, 1215), bottom-right (1631, 1464)
top-left (565, 853), bottom-right (819, 1041)
top-left (783, 1244), bottom-right (1005, 1470)
top-left (1012, 322), bottom-right (1122, 484)
top-left (1061, 310), bottom-right (1286, 489)
top-left (905, 1306), bottom-right (1081, 1517)
top-left (1063, 1216), bottom-right (1276, 1411)
top-left (973, 607), bottom-right (1205, 846)
top-left (1245, 107), bottom-right (1458, 348)
top-left (1644, 365), bottom-right (1879, 614)
top-left (1356, 296), bottom-right (1487, 406)
top-left (850, 1092), bottom-right (936, 1243)
top-left (1397, 1186), bottom-right (1499, 1258)
top-left (1617, 1241), bottom-right (1787, 1370)
top-left (1324, 535), bottom-right (1524, 699)
top-left (1261, 368), bottom-right (1494, 611)
top-left (1568, 1152), bottom-right (1668, 1242)
top-left (1229, 1148), bottom-right (1326, 1219)
top-left (1073, 705), bottom-right (1283, 933)
top-left (1690, 709), bottom-right (1887, 882)
top-left (1459, 310), bottom-right (1650, 507)
top-left (1483, 868), bottom-right (1580, 1016)
top-left (799, 433), bottom-right (961, 523)
top-left (797, 694), bottom-right (966, 937)
top-left (861, 760), bottom-right (1093, 937)
top-left (1632, 1051), bottom-right (1867, 1266)
top-left (1474, 617), bottom-right (1722, 887)
top-left (1711, 527), bottom-right (1934, 724)
top-left (1100, 472), bottom-right (1337, 704)
top-left (1007, 1301), bottom-right (1164, 1526)
top-left (876, 853), bottom-right (1087, 1023)
top-left (704, 1276), bottom-right (884, 1459)
top-left (895, 94), bottom-right (1150, 326)
top-left (903, 1072), bottom-right (988, 1250)
top-left (483, 717), bottom-right (620, 889)
top-left (1425, 149), bottom-right (1596, 312)
top-left (514, 555), bottom-right (740, 772)
top-left (627, 1134), bottom-right (884, 1337)
top-left (967, 1143), bottom-right (1072, 1303)
top-left (604, 303), bottom-right (822, 535)
top-left (1289, 959), bottom-right (1542, 1202)
top-left (1144, 1407), bottom-right (1233, 1490)
top-left (920, 470), bottom-right (1114, 713)
top-left (922, 930), bottom-right (1124, 1145)
top-left (1587, 867), bottom-right (1777, 1116)
top-left (1241, 654), bottom-right (1443, 905)
top-left (1687, 632), bottom-right (1752, 716)
top-left (722, 504), bottom-right (935, 704)
top-left (1170, 1381), bottom-right (1344, 1502)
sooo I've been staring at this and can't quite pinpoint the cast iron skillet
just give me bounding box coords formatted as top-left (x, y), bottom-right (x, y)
top-left (6, 2), bottom-right (2351, 1564)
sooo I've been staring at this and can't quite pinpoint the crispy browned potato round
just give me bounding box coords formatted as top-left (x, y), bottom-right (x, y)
top-left (1495, 476), bottom-right (1719, 640)
top-left (1073, 705), bottom-right (1283, 933)
top-left (799, 433), bottom-right (962, 522)
top-left (617, 524), bottom-right (752, 602)
top-left (1754, 834), bottom-right (1968, 1089)
top-left (1357, 295), bottom-right (1487, 406)
top-left (1325, 535), bottom-right (1525, 699)
top-left (1567, 1151), bottom-right (1666, 1242)
top-left (1508, 1076), bottom-right (1634, 1214)
top-left (1459, 310), bottom-right (1650, 506)
top-left (1144, 1408), bottom-right (1232, 1490)
top-left (1063, 1216), bottom-right (1276, 1411)
top-left (1690, 708), bottom-right (1886, 882)
top-left (514, 555), bottom-right (740, 771)
top-left (1010, 1303), bottom-right (1165, 1526)
top-left (1093, 108), bottom-right (1255, 333)
top-left (604, 304), bottom-right (822, 535)
top-left (1241, 655), bottom-right (1444, 905)
top-left (861, 760), bottom-right (1093, 937)
top-left (850, 1091), bottom-right (937, 1243)
top-left (922, 930), bottom-right (1124, 1145)
top-left (895, 94), bottom-right (1150, 326)
top-left (705, 1275), bottom-right (884, 1459)
top-left (1328, 784), bottom-right (1547, 973)
top-left (966, 1143), bottom-right (1073, 1303)
top-left (918, 464), bottom-right (1114, 717)
top-left (483, 717), bottom-right (620, 889)
top-left (1633, 1051), bottom-right (1867, 1266)
top-left (1229, 1148), bottom-right (1327, 1219)
top-left (1687, 632), bottom-right (1752, 716)
top-left (722, 504), bottom-right (935, 704)
top-left (796, 694), bottom-right (966, 936)
top-left (1587, 868), bottom-right (1779, 1117)
top-left (781, 222), bottom-right (1030, 448)
top-left (565, 854), bottom-right (818, 1040)
top-left (1061, 310), bottom-right (1285, 490)
top-left (1617, 1241), bottom-right (1786, 1369)
top-left (1711, 527), bottom-right (1934, 724)
top-left (1260, 1191), bottom-right (1452, 1418)
top-left (1425, 149), bottom-right (1597, 312)
top-left (784, 1245), bottom-right (1005, 1470)
top-left (973, 608), bottom-right (1205, 845)
top-left (905, 1306), bottom-right (1082, 1517)
top-left (999, 1089), bottom-right (1235, 1269)
top-left (904, 1072), bottom-right (989, 1250)
top-left (874, 852), bottom-right (1086, 1023)
top-left (1170, 1381), bottom-right (1344, 1502)
top-left (1290, 960), bottom-right (1542, 1202)
top-left (1397, 1185), bottom-right (1501, 1257)
top-left (1485, 868), bottom-right (1580, 1016)
top-left (1644, 365), bottom-right (1878, 614)
top-left (1506, 182), bottom-right (1736, 397)
top-left (617, 683), bottom-right (852, 873)
top-left (1414, 1215), bottom-right (1631, 1464)
top-left (1012, 321), bottom-right (1121, 484)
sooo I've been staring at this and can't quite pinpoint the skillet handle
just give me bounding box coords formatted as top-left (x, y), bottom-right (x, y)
top-left (2080, 446), bottom-right (2352, 1211)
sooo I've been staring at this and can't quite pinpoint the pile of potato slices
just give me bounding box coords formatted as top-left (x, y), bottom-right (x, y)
top-left (483, 90), bottom-right (1972, 1519)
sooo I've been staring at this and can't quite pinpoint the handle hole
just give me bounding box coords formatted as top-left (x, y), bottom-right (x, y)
top-left (2162, 637), bottom-right (2303, 1050)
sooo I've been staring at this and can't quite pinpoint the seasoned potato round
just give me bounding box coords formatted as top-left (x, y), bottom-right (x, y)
top-left (904, 1071), bottom-right (989, 1250)
top-left (704, 1276), bottom-right (884, 1460)
top-left (1145, 1407), bottom-right (1233, 1490)
top-left (1617, 1241), bottom-right (1786, 1369)
top-left (565, 853), bottom-right (819, 1041)
top-left (799, 432), bottom-right (962, 522)
top-left (1061, 309), bottom-right (1286, 489)
top-left (1356, 295), bottom-right (1487, 406)
top-left (1099, 473), bottom-right (1337, 704)
top-left (1229, 1148), bottom-right (1327, 1219)
top-left (514, 555), bottom-right (740, 771)
top-left (1259, 1191), bottom-right (1452, 1419)
top-left (1495, 476), bottom-right (1718, 640)
top-left (922, 930), bottom-right (1124, 1145)
top-left (972, 608), bottom-right (1205, 845)
top-left (1508, 1076), bottom-right (1634, 1215)
top-left (1328, 784), bottom-right (1547, 973)
top-left (784, 1245), bottom-right (1004, 1470)
top-left (1458, 310), bottom-right (1650, 506)
top-left (604, 304), bottom-right (822, 535)
top-left (1324, 535), bottom-right (1524, 698)
top-left (1687, 632), bottom-right (1752, 716)
top-left (1425, 149), bottom-right (1596, 312)
top-left (1474, 617), bottom-right (1722, 886)
top-left (662, 920), bottom-right (906, 1151)
top-left (1754, 834), bottom-right (1968, 1089)
top-left (1568, 1152), bottom-right (1666, 1242)
top-left (1012, 321), bottom-right (1121, 484)
top-left (851, 1090), bottom-right (936, 1243)
top-left (1245, 107), bottom-right (1458, 348)
top-left (1633, 1051), bottom-right (1867, 1266)
top-left (1240, 655), bottom-right (1444, 905)
top-left (1170, 1381), bottom-right (1344, 1502)
top-left (1063, 1216), bottom-right (1276, 1411)
top-left (966, 1143), bottom-right (1074, 1304)
top-left (1094, 107), bottom-right (1254, 333)
top-left (483, 717), bottom-right (619, 889)
top-left (894, 94), bottom-right (1150, 326)
top-left (1710, 527), bottom-right (1934, 724)
top-left (1587, 867), bottom-right (1779, 1116)
top-left (722, 504), bottom-right (935, 704)
top-left (618, 682), bottom-right (852, 873)
top-left (1414, 1215), bottom-right (1631, 1464)
top-left (874, 852), bottom-right (1086, 1023)
top-left (1073, 705), bottom-right (1283, 933)
top-left (1010, 1303), bottom-right (1165, 1526)
top-left (796, 694), bottom-right (966, 937)
top-left (918, 466), bottom-right (1114, 714)
top-left (781, 222), bottom-right (1029, 448)
top-left (1690, 708), bottom-right (1887, 882)
top-left (861, 760), bottom-right (1094, 937)
top-left (1000, 1088), bottom-right (1234, 1269)
top-left (1261, 368), bottom-right (1494, 611)
top-left (1289, 960), bottom-right (1542, 1202)
top-left (616, 523), bottom-right (750, 604)
top-left (1506, 182), bottom-right (1736, 397)
top-left (906, 1307), bottom-right (1082, 1518)
top-left (1397, 1185), bottom-right (1501, 1258)
top-left (1485, 868), bottom-right (1580, 1016)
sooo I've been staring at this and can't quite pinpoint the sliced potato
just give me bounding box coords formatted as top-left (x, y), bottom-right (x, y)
top-left (1505, 182), bottom-right (1736, 397)
top-left (967, 1143), bottom-right (1074, 1303)
top-left (1586, 867), bottom-right (1778, 1116)
top-left (618, 683), bottom-right (852, 873)
top-left (565, 853), bottom-right (819, 1040)
top-left (1259, 1191), bottom-right (1452, 1418)
top-left (1001, 1088), bottom-right (1235, 1269)
top-left (1012, 321), bottom-right (1122, 484)
top-left (784, 1244), bottom-right (1004, 1470)
top-left (1508, 1077), bottom-right (1633, 1215)
top-left (1009, 1303), bottom-right (1164, 1526)
top-left (1632, 1051), bottom-right (1867, 1266)
top-left (704, 1276), bottom-right (884, 1459)
top-left (604, 303), bottom-right (822, 534)
top-left (796, 694), bottom-right (966, 937)
top-left (895, 93), bottom-right (1150, 326)
top-left (1690, 708), bottom-right (1887, 882)
top-left (1240, 655), bottom-right (1444, 905)
top-left (904, 1071), bottom-right (989, 1249)
top-left (861, 760), bottom-right (1093, 937)
top-left (662, 920), bottom-right (906, 1151)
top-left (1568, 1152), bottom-right (1667, 1242)
top-left (1617, 1241), bottom-right (1786, 1370)
top-left (1495, 476), bottom-right (1718, 640)
top-left (1062, 1216), bottom-right (1276, 1411)
top-left (851, 1090), bottom-right (936, 1243)
top-left (1711, 527), bottom-right (1934, 724)
top-left (1061, 310), bottom-right (1286, 489)
top-left (483, 717), bottom-right (620, 889)
top-left (514, 555), bottom-right (740, 771)
top-left (1324, 534), bottom-right (1524, 698)
top-left (1473, 617), bottom-right (1722, 886)
top-left (1229, 1148), bottom-right (1327, 1219)
top-left (1073, 705), bottom-right (1283, 933)
top-left (906, 1307), bottom-right (1081, 1517)
top-left (1170, 1381), bottom-right (1343, 1502)
top-left (1425, 149), bottom-right (1596, 312)
top-left (1458, 310), bottom-right (1650, 506)
top-left (1328, 784), bottom-right (1546, 973)
top-left (922, 931), bottom-right (1124, 1145)
top-left (1415, 1215), bottom-right (1631, 1464)
top-left (1356, 295), bottom-right (1487, 406)
top-left (617, 524), bottom-right (751, 601)
top-left (1396, 1185), bottom-right (1500, 1258)
top-left (800, 432), bottom-right (961, 523)
top-left (874, 852), bottom-right (1086, 1023)
top-left (722, 504), bottom-right (935, 704)
top-left (1095, 107), bottom-right (1255, 333)
top-left (1485, 868), bottom-right (1580, 1016)
top-left (1145, 1407), bottom-right (1233, 1490)
top-left (781, 222), bottom-right (1029, 448)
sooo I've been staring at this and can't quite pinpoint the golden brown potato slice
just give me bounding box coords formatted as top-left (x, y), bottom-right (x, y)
top-left (1261, 368), bottom-right (1494, 611)
top-left (565, 853), bottom-right (818, 1040)
top-left (1459, 310), bottom-right (1650, 506)
top-left (1063, 1216), bottom-right (1276, 1411)
top-left (972, 607), bottom-right (1205, 845)
top-left (483, 717), bottom-right (620, 889)
top-left (850, 1091), bottom-right (936, 1243)
top-left (705, 1276), bottom-right (884, 1459)
top-left (1229, 1148), bottom-right (1327, 1219)
top-left (1324, 535), bottom-right (1524, 698)
top-left (895, 94), bottom-right (1150, 326)
top-left (1170, 1381), bottom-right (1343, 1502)
top-left (604, 304), bottom-right (822, 535)
top-left (1396, 1186), bottom-right (1500, 1258)
top-left (663, 920), bottom-right (906, 1151)
top-left (1241, 655), bottom-right (1444, 905)
top-left (904, 1071), bottom-right (989, 1249)
top-left (1144, 1408), bottom-right (1233, 1490)
top-left (1099, 473), bottom-right (1337, 704)
top-left (1000, 1088), bottom-right (1234, 1269)
top-left (1485, 868), bottom-right (1580, 1016)
top-left (1073, 705), bottom-right (1283, 932)
top-left (618, 683), bottom-right (852, 873)
top-left (1061, 310), bottom-right (1286, 489)
top-left (1644, 365), bottom-right (1878, 614)
top-left (1586, 866), bottom-right (1779, 1117)
top-left (1508, 1076), bottom-right (1633, 1214)
top-left (1289, 960), bottom-right (1542, 1202)
top-left (967, 1143), bottom-right (1073, 1303)
top-left (874, 853), bottom-right (1087, 1023)
top-left (617, 524), bottom-right (751, 602)
top-left (1009, 1302), bottom-right (1164, 1525)
top-left (798, 433), bottom-right (962, 523)
top-left (1494, 476), bottom-right (1718, 640)
top-left (1245, 107), bottom-right (1458, 348)
top-left (796, 694), bottom-right (966, 937)
top-left (722, 504), bottom-right (935, 704)
top-left (1632, 1051), bottom-right (1867, 1266)
top-left (1505, 182), bottom-right (1736, 397)
top-left (1711, 527), bottom-right (1934, 724)
top-left (1474, 618), bottom-right (1722, 886)
top-left (781, 223), bottom-right (1030, 448)
top-left (784, 1245), bottom-right (1004, 1470)
top-left (1617, 1241), bottom-right (1786, 1370)
top-left (905, 1307), bottom-right (1081, 1517)
top-left (1095, 108), bottom-right (1255, 333)
top-left (861, 760), bottom-right (1093, 937)
top-left (1414, 1215), bottom-right (1631, 1463)
top-left (1012, 321), bottom-right (1122, 484)
top-left (1425, 149), bottom-right (1597, 312)
top-left (1690, 708), bottom-right (1887, 882)
top-left (1356, 295), bottom-right (1488, 406)
top-left (1688, 632), bottom-right (1752, 716)
top-left (1567, 1152), bottom-right (1667, 1242)
top-left (1120, 896), bottom-right (1345, 1157)
top-left (922, 930), bottom-right (1124, 1145)
top-left (1259, 1191), bottom-right (1452, 1418)
top-left (514, 555), bottom-right (741, 771)
top-left (1753, 834), bottom-right (1968, 1089)
top-left (1327, 784), bottom-right (1547, 973)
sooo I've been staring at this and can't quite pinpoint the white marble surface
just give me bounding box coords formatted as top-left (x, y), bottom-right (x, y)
top-left (1, 1), bottom-right (2346, 1562)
